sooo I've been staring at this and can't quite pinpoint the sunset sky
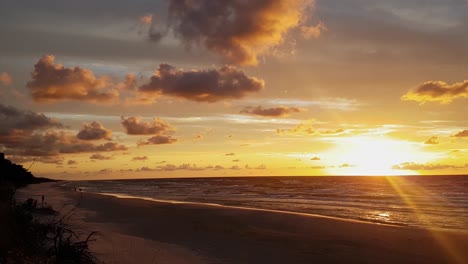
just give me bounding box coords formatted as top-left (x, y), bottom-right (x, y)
top-left (0, 0), bottom-right (467, 179)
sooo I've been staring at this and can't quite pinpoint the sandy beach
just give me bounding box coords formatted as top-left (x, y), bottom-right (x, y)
top-left (18, 182), bottom-right (468, 264)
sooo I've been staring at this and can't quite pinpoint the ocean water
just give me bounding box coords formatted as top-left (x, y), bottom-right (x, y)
top-left (66, 176), bottom-right (468, 231)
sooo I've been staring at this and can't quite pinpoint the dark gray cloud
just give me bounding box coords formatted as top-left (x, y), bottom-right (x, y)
top-left (240, 106), bottom-right (303, 117)
top-left (0, 104), bottom-right (127, 157)
top-left (90, 153), bottom-right (114, 160)
top-left (402, 80), bottom-right (468, 104)
top-left (151, 0), bottom-right (314, 65)
top-left (132, 155), bottom-right (148, 161)
top-left (27, 55), bottom-right (119, 103)
top-left (138, 64), bottom-right (264, 102)
top-left (121, 116), bottom-right (173, 135)
top-left (0, 103), bottom-right (62, 136)
top-left (2, 130), bottom-right (127, 157)
top-left (77, 121), bottom-right (112, 140)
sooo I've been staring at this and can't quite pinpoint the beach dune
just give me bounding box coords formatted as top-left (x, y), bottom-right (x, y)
top-left (19, 182), bottom-right (468, 264)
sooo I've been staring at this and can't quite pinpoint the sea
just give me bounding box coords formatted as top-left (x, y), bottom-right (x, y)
top-left (65, 176), bottom-right (468, 231)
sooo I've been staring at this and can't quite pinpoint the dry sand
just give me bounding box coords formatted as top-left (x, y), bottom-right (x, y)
top-left (18, 182), bottom-right (468, 264)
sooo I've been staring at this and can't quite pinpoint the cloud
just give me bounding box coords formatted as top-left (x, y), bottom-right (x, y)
top-left (424, 136), bottom-right (439, 145)
top-left (0, 103), bottom-right (62, 136)
top-left (2, 130), bottom-right (127, 157)
top-left (240, 106), bottom-right (303, 117)
top-left (402, 80), bottom-right (468, 104)
top-left (277, 120), bottom-right (346, 136)
top-left (27, 55), bottom-right (119, 103)
top-left (453, 130), bottom-right (468, 137)
top-left (154, 163), bottom-right (206, 171)
top-left (192, 135), bottom-right (203, 141)
top-left (392, 162), bottom-right (468, 171)
top-left (138, 64), bottom-right (264, 102)
top-left (150, 0), bottom-right (314, 65)
top-left (310, 156), bottom-right (320, 160)
top-left (301, 21), bottom-right (327, 39)
top-left (121, 116), bottom-right (177, 146)
top-left (139, 14), bottom-right (153, 25)
top-left (132, 156), bottom-right (148, 161)
top-left (90, 153), bottom-right (114, 160)
top-left (121, 116), bottom-right (173, 135)
top-left (321, 129), bottom-right (345, 135)
top-left (0, 104), bottom-right (127, 157)
top-left (67, 160), bottom-right (77, 165)
top-left (77, 121), bottom-right (112, 140)
top-left (138, 135), bottom-right (177, 146)
top-left (277, 120), bottom-right (317, 135)
top-left (254, 164), bottom-right (267, 170)
top-left (0, 72), bottom-right (12, 86)
top-left (225, 153), bottom-right (235, 156)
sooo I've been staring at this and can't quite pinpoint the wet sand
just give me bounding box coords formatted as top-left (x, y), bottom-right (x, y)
top-left (19, 182), bottom-right (468, 264)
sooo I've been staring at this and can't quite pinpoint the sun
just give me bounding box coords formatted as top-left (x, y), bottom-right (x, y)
top-left (323, 136), bottom-right (436, 176)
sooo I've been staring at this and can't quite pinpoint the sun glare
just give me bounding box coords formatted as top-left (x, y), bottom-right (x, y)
top-left (324, 136), bottom-right (435, 176)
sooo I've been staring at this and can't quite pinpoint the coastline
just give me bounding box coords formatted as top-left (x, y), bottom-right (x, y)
top-left (19, 182), bottom-right (468, 264)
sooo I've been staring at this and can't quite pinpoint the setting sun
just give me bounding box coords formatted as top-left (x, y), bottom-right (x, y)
top-left (324, 136), bottom-right (438, 176)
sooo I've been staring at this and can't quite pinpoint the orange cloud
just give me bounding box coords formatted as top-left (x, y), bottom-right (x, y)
top-left (240, 106), bottom-right (303, 117)
top-left (453, 130), bottom-right (468, 137)
top-left (27, 55), bottom-right (119, 103)
top-left (151, 0), bottom-right (314, 65)
top-left (139, 14), bottom-right (153, 25)
top-left (138, 135), bottom-right (177, 146)
top-left (402, 80), bottom-right (468, 104)
top-left (121, 116), bottom-right (173, 135)
top-left (139, 64), bottom-right (264, 102)
top-left (0, 72), bottom-right (12, 86)
top-left (301, 21), bottom-right (327, 39)
top-left (424, 136), bottom-right (439, 145)
top-left (77, 121), bottom-right (112, 140)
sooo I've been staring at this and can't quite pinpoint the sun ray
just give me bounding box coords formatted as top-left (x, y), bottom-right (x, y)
top-left (385, 176), bottom-right (466, 264)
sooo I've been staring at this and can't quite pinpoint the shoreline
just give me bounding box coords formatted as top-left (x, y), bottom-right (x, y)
top-left (92, 191), bottom-right (427, 230)
top-left (20, 182), bottom-right (468, 264)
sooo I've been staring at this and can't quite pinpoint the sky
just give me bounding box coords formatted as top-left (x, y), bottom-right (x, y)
top-left (0, 0), bottom-right (467, 179)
